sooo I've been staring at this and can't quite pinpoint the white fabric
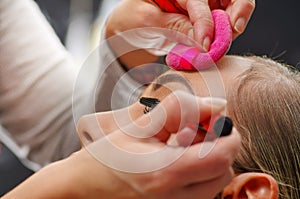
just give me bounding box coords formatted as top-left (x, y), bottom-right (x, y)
top-left (0, 0), bottom-right (140, 170)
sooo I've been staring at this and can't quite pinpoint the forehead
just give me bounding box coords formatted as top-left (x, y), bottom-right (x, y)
top-left (143, 55), bottom-right (254, 98)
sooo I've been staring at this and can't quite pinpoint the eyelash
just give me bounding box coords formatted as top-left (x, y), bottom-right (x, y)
top-left (143, 106), bottom-right (152, 114)
top-left (139, 97), bottom-right (160, 114)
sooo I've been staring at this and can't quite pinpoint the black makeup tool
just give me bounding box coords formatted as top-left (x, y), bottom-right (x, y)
top-left (139, 97), bottom-right (161, 114)
top-left (139, 97), bottom-right (233, 137)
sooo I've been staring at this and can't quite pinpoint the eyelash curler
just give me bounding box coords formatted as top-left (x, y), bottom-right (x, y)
top-left (139, 97), bottom-right (233, 137)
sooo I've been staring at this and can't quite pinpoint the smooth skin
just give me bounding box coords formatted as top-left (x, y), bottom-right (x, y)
top-left (2, 92), bottom-right (241, 199)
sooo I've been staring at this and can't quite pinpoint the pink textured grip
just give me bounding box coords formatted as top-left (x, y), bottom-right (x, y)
top-left (166, 10), bottom-right (232, 71)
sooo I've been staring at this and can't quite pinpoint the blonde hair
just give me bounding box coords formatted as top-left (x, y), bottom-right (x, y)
top-left (227, 56), bottom-right (300, 198)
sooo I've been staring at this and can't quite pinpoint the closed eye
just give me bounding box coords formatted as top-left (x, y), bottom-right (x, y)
top-left (151, 73), bottom-right (194, 94)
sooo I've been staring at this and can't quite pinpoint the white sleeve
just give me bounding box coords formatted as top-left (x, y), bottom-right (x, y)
top-left (92, 28), bottom-right (168, 112)
top-left (95, 32), bottom-right (144, 112)
top-left (0, 0), bottom-right (81, 170)
top-left (0, 0), bottom-right (164, 170)
top-left (0, 0), bottom-right (144, 170)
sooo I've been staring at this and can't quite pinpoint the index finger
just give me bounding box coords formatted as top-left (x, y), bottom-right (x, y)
top-left (178, 0), bottom-right (214, 51)
top-left (225, 0), bottom-right (255, 39)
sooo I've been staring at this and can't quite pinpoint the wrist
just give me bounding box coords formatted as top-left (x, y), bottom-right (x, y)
top-left (39, 160), bottom-right (85, 199)
top-left (71, 149), bottom-right (141, 199)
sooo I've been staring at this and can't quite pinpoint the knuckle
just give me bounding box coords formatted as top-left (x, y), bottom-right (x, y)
top-left (247, 0), bottom-right (256, 6)
top-left (165, 92), bottom-right (181, 109)
top-left (187, 0), bottom-right (209, 9)
top-left (246, 0), bottom-right (255, 11)
top-left (140, 172), bottom-right (172, 194)
top-left (169, 90), bottom-right (189, 105)
top-left (240, 0), bottom-right (255, 12)
top-left (210, 157), bottom-right (231, 174)
top-left (163, 91), bottom-right (190, 115)
top-left (166, 16), bottom-right (191, 34)
top-left (216, 152), bottom-right (233, 169)
top-left (197, 16), bottom-right (214, 27)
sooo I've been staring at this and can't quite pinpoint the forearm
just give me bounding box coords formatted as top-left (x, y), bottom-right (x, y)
top-left (2, 149), bottom-right (139, 199)
top-left (2, 161), bottom-right (78, 199)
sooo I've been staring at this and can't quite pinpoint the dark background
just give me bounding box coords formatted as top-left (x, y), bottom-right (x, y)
top-left (34, 0), bottom-right (300, 69)
top-left (229, 0), bottom-right (300, 69)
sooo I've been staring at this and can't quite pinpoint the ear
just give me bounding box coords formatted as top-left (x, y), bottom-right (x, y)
top-left (222, 172), bottom-right (279, 199)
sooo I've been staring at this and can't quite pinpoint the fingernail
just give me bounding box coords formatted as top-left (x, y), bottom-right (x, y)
top-left (201, 97), bottom-right (227, 110)
top-left (234, 18), bottom-right (246, 33)
top-left (202, 36), bottom-right (211, 52)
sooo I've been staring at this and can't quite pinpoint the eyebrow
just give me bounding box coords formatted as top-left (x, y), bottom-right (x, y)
top-left (151, 73), bottom-right (194, 93)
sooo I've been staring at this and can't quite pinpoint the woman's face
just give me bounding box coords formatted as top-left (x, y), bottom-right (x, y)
top-left (78, 55), bottom-right (254, 144)
top-left (78, 56), bottom-right (284, 198)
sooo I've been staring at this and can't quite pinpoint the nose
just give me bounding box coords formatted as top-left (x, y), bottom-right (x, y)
top-left (77, 114), bottom-right (104, 146)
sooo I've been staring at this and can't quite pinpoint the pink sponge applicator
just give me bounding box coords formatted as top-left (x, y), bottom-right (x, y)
top-left (166, 9), bottom-right (232, 71)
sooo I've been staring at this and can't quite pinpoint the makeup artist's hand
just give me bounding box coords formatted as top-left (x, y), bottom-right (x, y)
top-left (2, 92), bottom-right (241, 199)
top-left (105, 0), bottom-right (255, 69)
top-left (76, 92), bottom-right (241, 199)
top-left (176, 0), bottom-right (256, 44)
